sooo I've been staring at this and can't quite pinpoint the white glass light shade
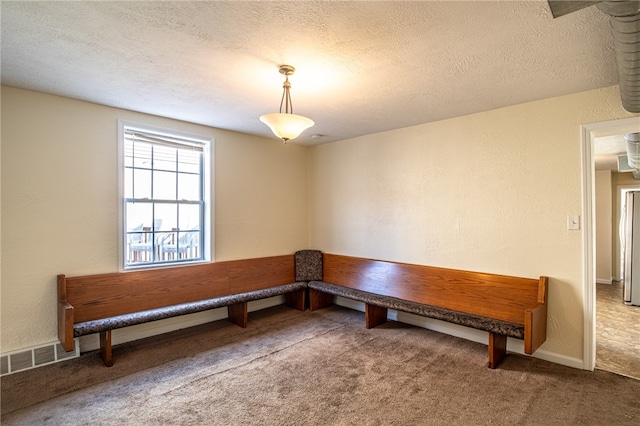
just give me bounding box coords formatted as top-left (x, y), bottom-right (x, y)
top-left (259, 113), bottom-right (314, 142)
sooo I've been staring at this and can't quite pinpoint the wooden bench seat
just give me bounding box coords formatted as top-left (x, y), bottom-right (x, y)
top-left (58, 255), bottom-right (306, 367)
top-left (308, 281), bottom-right (525, 338)
top-left (72, 282), bottom-right (307, 337)
top-left (58, 250), bottom-right (547, 369)
top-left (303, 252), bottom-right (548, 368)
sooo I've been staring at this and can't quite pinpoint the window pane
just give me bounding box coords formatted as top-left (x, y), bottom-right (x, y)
top-left (160, 230), bottom-right (200, 262)
top-left (153, 170), bottom-right (176, 200)
top-left (124, 141), bottom-right (134, 168)
top-left (179, 204), bottom-right (201, 230)
top-left (126, 202), bottom-right (152, 231)
top-left (189, 232), bottom-right (200, 254)
top-left (178, 173), bottom-right (200, 201)
top-left (155, 203), bottom-right (177, 231)
top-left (179, 231), bottom-right (199, 260)
top-left (153, 145), bottom-right (177, 172)
top-left (133, 169), bottom-right (152, 199)
top-left (133, 142), bottom-right (152, 169)
top-left (178, 150), bottom-right (200, 173)
top-left (124, 168), bottom-right (133, 198)
top-left (156, 231), bottom-right (175, 252)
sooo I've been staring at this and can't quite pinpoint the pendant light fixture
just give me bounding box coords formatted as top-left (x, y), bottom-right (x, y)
top-left (260, 65), bottom-right (314, 143)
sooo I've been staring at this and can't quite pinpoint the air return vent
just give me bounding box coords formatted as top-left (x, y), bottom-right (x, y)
top-left (1, 340), bottom-right (79, 376)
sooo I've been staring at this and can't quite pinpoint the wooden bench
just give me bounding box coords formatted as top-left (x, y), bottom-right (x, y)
top-left (303, 252), bottom-right (548, 368)
top-left (58, 255), bottom-right (306, 367)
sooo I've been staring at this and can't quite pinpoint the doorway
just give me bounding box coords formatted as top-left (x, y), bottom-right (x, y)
top-left (583, 117), bottom-right (640, 378)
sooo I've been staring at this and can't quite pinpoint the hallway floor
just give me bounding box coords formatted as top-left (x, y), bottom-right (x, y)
top-left (596, 281), bottom-right (640, 380)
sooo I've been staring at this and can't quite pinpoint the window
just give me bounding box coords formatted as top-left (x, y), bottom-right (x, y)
top-left (119, 121), bottom-right (212, 269)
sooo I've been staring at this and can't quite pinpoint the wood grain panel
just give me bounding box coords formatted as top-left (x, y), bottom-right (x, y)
top-left (284, 289), bottom-right (306, 311)
top-left (58, 300), bottom-right (74, 352)
top-left (488, 333), bottom-right (507, 369)
top-left (309, 289), bottom-right (334, 311)
top-left (227, 302), bottom-right (248, 328)
top-left (57, 275), bottom-right (75, 352)
top-left (227, 255), bottom-right (295, 293)
top-left (99, 331), bottom-right (113, 367)
top-left (365, 304), bottom-right (388, 329)
top-left (323, 254), bottom-right (541, 324)
top-left (66, 256), bottom-right (294, 323)
top-left (524, 277), bottom-right (548, 354)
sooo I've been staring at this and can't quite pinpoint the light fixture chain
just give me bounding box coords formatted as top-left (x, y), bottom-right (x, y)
top-left (286, 85), bottom-right (293, 115)
top-left (280, 74), bottom-right (293, 114)
top-left (259, 64), bottom-right (314, 143)
top-left (279, 84), bottom-right (286, 114)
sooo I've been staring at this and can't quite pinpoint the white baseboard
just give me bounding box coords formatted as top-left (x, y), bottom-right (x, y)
top-left (596, 278), bottom-right (613, 285)
top-left (333, 296), bottom-right (585, 370)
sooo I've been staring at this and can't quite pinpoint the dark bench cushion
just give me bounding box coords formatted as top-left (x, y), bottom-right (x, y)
top-left (74, 282), bottom-right (307, 337)
top-left (295, 250), bottom-right (323, 281)
top-left (308, 281), bottom-right (524, 339)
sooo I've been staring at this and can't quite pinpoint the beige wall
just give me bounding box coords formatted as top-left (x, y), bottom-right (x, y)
top-left (595, 170), bottom-right (612, 283)
top-left (2, 84), bottom-right (638, 367)
top-left (309, 85), bottom-right (637, 363)
top-left (1, 86), bottom-right (309, 353)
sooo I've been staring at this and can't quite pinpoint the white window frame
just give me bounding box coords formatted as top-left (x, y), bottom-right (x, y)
top-left (118, 120), bottom-right (213, 270)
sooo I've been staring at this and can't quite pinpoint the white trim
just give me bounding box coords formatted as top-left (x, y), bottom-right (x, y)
top-left (581, 117), bottom-right (640, 372)
top-left (118, 121), bottom-right (126, 271)
top-left (532, 349), bottom-right (585, 370)
top-left (580, 123), bottom-right (596, 371)
top-left (596, 279), bottom-right (613, 285)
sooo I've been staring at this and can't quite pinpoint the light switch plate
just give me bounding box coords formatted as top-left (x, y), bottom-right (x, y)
top-left (567, 215), bottom-right (580, 230)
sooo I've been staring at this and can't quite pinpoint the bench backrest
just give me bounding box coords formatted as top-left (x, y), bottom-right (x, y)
top-left (322, 254), bottom-right (544, 325)
top-left (61, 255), bottom-right (295, 323)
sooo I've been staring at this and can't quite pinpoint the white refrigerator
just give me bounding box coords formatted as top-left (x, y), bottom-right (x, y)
top-left (622, 190), bottom-right (640, 306)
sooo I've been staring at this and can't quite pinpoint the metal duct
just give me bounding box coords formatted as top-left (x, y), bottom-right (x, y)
top-left (597, 1), bottom-right (640, 113)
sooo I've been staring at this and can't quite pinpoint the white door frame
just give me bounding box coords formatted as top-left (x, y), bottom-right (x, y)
top-left (581, 116), bottom-right (640, 371)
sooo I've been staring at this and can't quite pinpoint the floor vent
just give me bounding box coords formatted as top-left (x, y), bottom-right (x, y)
top-left (1, 340), bottom-right (79, 376)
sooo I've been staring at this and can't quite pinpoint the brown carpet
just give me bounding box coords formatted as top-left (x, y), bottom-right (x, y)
top-left (2, 305), bottom-right (639, 425)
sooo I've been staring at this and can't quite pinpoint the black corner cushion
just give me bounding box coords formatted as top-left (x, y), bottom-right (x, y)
top-left (295, 250), bottom-right (323, 281)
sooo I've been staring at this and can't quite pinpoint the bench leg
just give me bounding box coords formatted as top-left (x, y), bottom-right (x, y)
top-left (228, 302), bottom-right (248, 328)
top-left (488, 333), bottom-right (507, 369)
top-left (365, 304), bottom-right (388, 329)
top-left (309, 289), bottom-right (334, 311)
top-left (99, 330), bottom-right (113, 367)
top-left (284, 289), bottom-right (306, 311)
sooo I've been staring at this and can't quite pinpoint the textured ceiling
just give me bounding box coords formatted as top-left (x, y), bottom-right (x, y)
top-left (1, 1), bottom-right (618, 145)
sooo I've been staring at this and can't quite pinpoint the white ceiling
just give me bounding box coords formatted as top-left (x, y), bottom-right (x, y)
top-left (1, 1), bottom-right (619, 145)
